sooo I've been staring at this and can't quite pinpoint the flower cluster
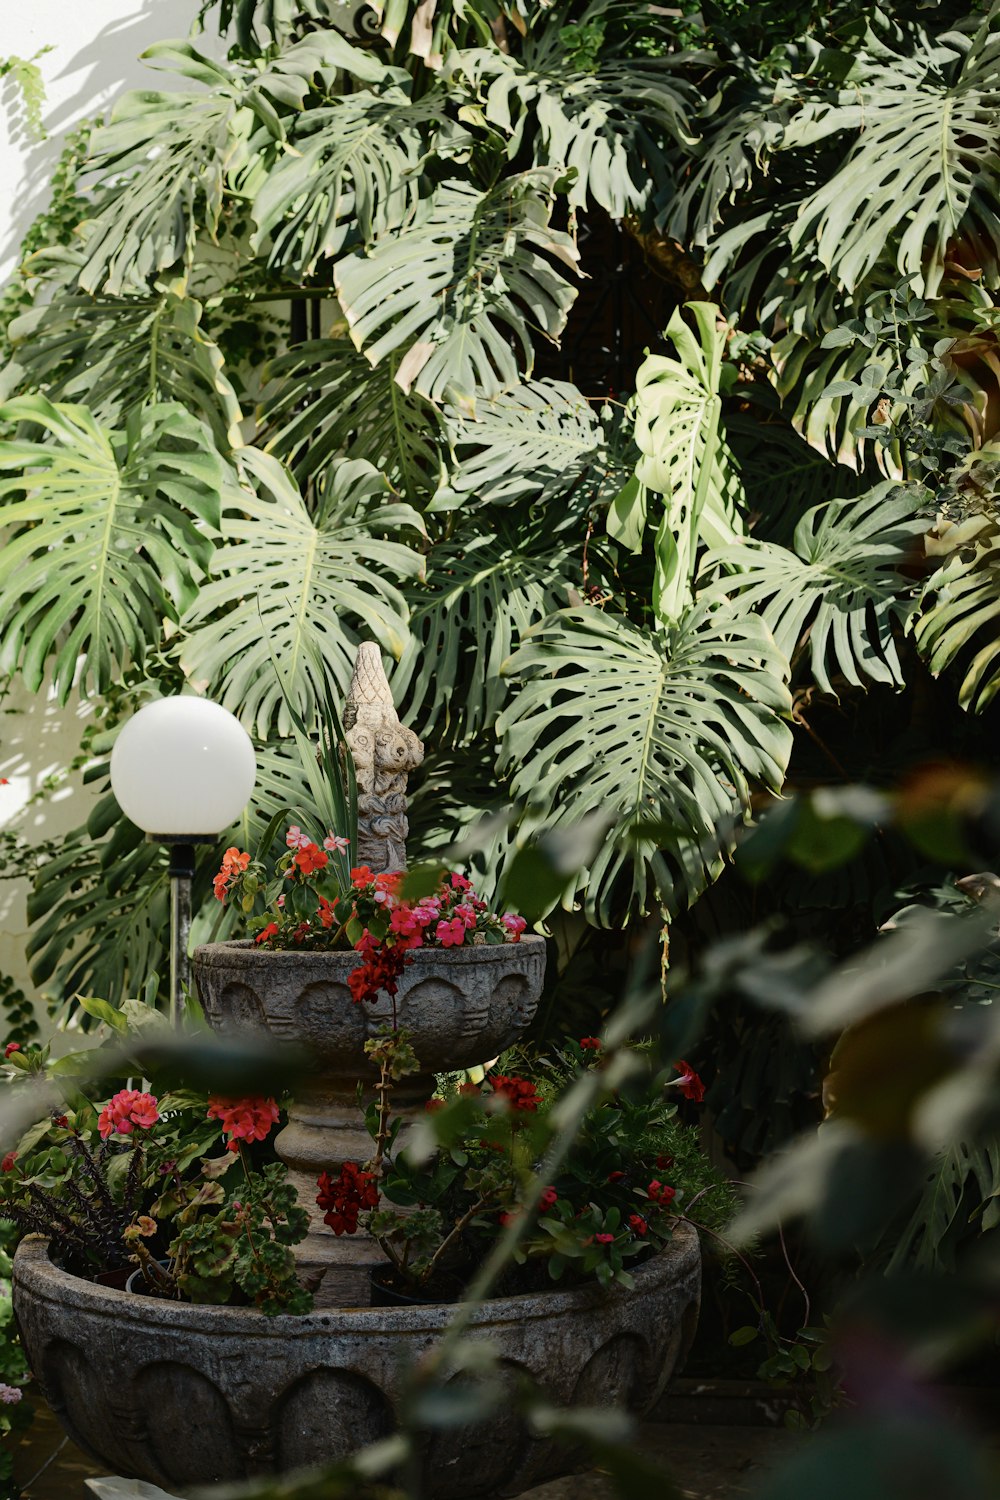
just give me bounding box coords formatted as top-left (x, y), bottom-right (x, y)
top-left (213, 846), bottom-right (250, 902)
top-left (489, 1075), bottom-right (541, 1112)
top-left (316, 1162), bottom-right (380, 1236)
top-left (213, 830), bottom-right (527, 978)
top-left (98, 1089), bottom-right (160, 1140)
top-left (206, 1096), bottom-right (280, 1154)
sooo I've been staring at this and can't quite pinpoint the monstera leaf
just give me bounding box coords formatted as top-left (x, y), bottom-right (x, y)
top-left (333, 174), bottom-right (579, 403)
top-left (77, 34), bottom-right (382, 295)
top-left (251, 87), bottom-right (436, 275)
top-left (439, 379), bottom-right (604, 508)
top-left (180, 449), bottom-right (424, 738)
top-left (705, 485), bottom-right (929, 696)
top-left (785, 14), bottom-right (1000, 297)
top-left (917, 506), bottom-right (1000, 712)
top-left (610, 302), bottom-right (745, 624)
top-left (452, 9), bottom-right (693, 219)
top-left (260, 338), bottom-right (445, 501)
top-left (6, 292), bottom-right (243, 450)
top-left (395, 522), bottom-right (581, 742)
top-left (498, 603), bottom-right (793, 921)
top-left (0, 398), bottom-right (224, 701)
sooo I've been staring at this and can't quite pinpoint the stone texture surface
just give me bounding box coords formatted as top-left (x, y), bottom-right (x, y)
top-left (14, 1227), bottom-right (701, 1496)
top-left (193, 937), bottom-right (546, 1306)
top-left (343, 641), bottom-right (423, 873)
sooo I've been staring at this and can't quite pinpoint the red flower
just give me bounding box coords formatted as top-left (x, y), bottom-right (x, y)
top-left (579, 1037), bottom-right (602, 1052)
top-left (628, 1213), bottom-right (648, 1237)
top-left (4, 1043), bottom-right (20, 1058)
top-left (450, 873), bottom-right (472, 892)
top-left (1, 1152), bottom-right (17, 1173)
top-left (607, 1170), bottom-right (626, 1183)
top-left (673, 1060), bottom-right (706, 1103)
top-left (52, 1114), bottom-right (68, 1129)
top-left (501, 913), bottom-right (526, 942)
top-left (655, 1154), bottom-right (675, 1170)
top-left (290, 843), bottom-right (328, 877)
top-left (348, 936), bottom-right (412, 1004)
top-left (435, 917), bottom-right (467, 948)
top-left (213, 847), bottom-right (250, 903)
top-left (457, 1082), bottom-right (481, 1097)
top-left (316, 1162), bottom-right (379, 1235)
top-left (255, 922), bottom-right (280, 946)
top-left (98, 1089), bottom-right (160, 1140)
top-left (425, 1098), bottom-right (445, 1113)
top-left (350, 866), bottom-right (375, 886)
top-left (0, 779), bottom-right (7, 785)
top-left (207, 1096), bottom-right (279, 1153)
top-left (490, 1075), bottom-right (541, 1112)
top-left (539, 1186), bottom-right (558, 1210)
top-left (647, 1180), bottom-right (676, 1207)
top-left (595, 1232), bottom-right (614, 1244)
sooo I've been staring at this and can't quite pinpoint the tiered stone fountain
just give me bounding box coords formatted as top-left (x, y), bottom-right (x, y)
top-left (193, 643), bottom-right (547, 1306)
top-left (12, 646), bottom-right (701, 1494)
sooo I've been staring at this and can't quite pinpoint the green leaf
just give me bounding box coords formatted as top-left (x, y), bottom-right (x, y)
top-left (251, 88), bottom-right (438, 275)
top-left (786, 14), bottom-right (1000, 297)
top-left (916, 507), bottom-right (1000, 713)
top-left (180, 448), bottom-right (424, 737)
top-left (498, 602), bottom-right (792, 921)
top-left (260, 338), bottom-right (445, 503)
top-left (705, 483), bottom-right (930, 696)
top-left (0, 398), bottom-right (225, 700)
top-left (333, 173), bottom-right (579, 404)
top-left (7, 292), bottom-right (244, 451)
top-left (625, 302), bottom-right (746, 622)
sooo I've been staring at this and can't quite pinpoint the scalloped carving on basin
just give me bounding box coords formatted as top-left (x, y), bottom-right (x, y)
top-left (14, 1225), bottom-right (700, 1495)
top-left (193, 936), bottom-right (547, 1073)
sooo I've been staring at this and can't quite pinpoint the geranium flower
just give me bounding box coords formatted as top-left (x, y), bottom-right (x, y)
top-left (207, 1096), bottom-right (280, 1153)
top-left (490, 1075), bottom-right (541, 1112)
top-left (98, 1089), bottom-right (160, 1139)
top-left (647, 1180), bottom-right (676, 1207)
top-left (316, 1162), bottom-right (379, 1235)
top-left (255, 921), bottom-right (280, 946)
top-left (285, 825), bottom-right (311, 850)
top-left (436, 917), bottom-right (467, 948)
top-left (1, 1152), bottom-right (17, 1173)
top-left (290, 843), bottom-right (328, 877)
top-left (324, 832), bottom-right (350, 853)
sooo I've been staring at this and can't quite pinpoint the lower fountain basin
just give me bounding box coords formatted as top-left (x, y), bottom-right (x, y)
top-left (13, 1225), bottom-right (701, 1496)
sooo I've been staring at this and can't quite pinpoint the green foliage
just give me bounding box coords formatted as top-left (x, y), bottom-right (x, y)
top-left (499, 603), bottom-right (792, 920)
top-left (0, 399), bottom-right (224, 701)
top-left (0, 48), bottom-right (51, 141)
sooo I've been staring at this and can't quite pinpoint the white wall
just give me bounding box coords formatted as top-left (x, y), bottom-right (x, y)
top-left (0, 0), bottom-right (224, 1024)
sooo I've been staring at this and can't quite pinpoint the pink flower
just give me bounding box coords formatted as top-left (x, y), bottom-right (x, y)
top-left (4, 1043), bottom-right (20, 1058)
top-left (207, 1096), bottom-right (280, 1153)
top-left (436, 917), bottom-right (467, 948)
top-left (324, 832), bottom-right (350, 853)
top-left (454, 904), bottom-right (477, 930)
top-left (501, 914), bottom-right (527, 943)
top-left (539, 1186), bottom-right (558, 1210)
top-left (450, 873), bottom-right (472, 892)
top-left (98, 1089), bottom-right (160, 1140)
top-left (285, 825), bottom-right (311, 850)
top-left (595, 1232), bottom-right (615, 1244)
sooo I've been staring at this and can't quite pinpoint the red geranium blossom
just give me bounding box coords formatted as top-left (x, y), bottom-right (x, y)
top-left (316, 1162), bottom-right (379, 1235)
top-left (490, 1075), bottom-right (541, 1112)
top-left (1, 1152), bottom-right (17, 1173)
top-left (98, 1089), bottom-right (160, 1140)
top-left (207, 1095), bottom-right (280, 1153)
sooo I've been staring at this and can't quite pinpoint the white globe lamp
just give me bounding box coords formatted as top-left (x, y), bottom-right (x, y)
top-left (110, 697), bottom-right (256, 1023)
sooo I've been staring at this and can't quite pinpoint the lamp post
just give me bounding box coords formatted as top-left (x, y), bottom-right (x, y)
top-left (109, 697), bottom-right (256, 1025)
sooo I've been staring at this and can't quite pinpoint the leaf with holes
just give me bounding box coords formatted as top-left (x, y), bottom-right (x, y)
top-left (498, 603), bottom-right (792, 921)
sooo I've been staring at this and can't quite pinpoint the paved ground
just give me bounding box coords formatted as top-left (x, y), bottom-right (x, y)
top-left (11, 1399), bottom-right (796, 1500)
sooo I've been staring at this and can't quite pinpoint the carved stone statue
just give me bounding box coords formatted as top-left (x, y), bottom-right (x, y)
top-left (343, 643), bottom-right (423, 873)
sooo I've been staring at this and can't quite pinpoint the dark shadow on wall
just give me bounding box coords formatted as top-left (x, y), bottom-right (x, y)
top-left (2, 0), bottom-right (226, 275)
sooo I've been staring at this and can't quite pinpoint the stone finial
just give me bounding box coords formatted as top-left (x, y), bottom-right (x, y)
top-left (344, 643), bottom-right (423, 873)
